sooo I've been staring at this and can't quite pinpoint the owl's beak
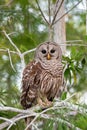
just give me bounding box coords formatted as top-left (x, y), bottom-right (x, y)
top-left (47, 53), bottom-right (51, 60)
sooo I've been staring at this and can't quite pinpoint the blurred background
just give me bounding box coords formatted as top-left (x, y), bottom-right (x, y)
top-left (0, 0), bottom-right (87, 129)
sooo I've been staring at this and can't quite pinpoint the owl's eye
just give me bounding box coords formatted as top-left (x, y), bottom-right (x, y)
top-left (50, 49), bottom-right (55, 53)
top-left (41, 49), bottom-right (46, 54)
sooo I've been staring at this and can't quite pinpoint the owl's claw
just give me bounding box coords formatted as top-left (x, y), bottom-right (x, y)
top-left (37, 97), bottom-right (53, 109)
top-left (46, 101), bottom-right (53, 107)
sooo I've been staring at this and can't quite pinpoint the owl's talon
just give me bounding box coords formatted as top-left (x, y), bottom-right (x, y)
top-left (37, 97), bottom-right (53, 108)
top-left (46, 101), bottom-right (53, 107)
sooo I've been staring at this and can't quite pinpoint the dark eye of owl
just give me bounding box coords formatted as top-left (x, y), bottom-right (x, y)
top-left (41, 49), bottom-right (46, 54)
top-left (50, 49), bottom-right (55, 53)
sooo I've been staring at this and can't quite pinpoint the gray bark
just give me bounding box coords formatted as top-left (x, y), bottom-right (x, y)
top-left (53, 0), bottom-right (66, 54)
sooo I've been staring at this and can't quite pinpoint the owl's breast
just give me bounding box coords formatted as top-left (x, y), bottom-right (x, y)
top-left (40, 70), bottom-right (63, 99)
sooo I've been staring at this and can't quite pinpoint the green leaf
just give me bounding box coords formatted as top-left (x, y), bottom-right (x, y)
top-left (61, 92), bottom-right (67, 100)
top-left (81, 58), bottom-right (86, 67)
top-left (64, 68), bottom-right (71, 84)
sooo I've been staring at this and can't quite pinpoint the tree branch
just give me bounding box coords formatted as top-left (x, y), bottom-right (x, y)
top-left (51, 0), bottom-right (64, 25)
top-left (35, 0), bottom-right (50, 25)
top-left (3, 30), bottom-right (21, 55)
top-left (48, 0), bottom-right (51, 23)
top-left (22, 48), bottom-right (36, 56)
top-left (0, 48), bottom-right (18, 54)
top-left (7, 49), bottom-right (16, 72)
top-left (53, 0), bottom-right (82, 25)
top-left (0, 94), bottom-right (87, 129)
top-left (0, 0), bottom-right (14, 8)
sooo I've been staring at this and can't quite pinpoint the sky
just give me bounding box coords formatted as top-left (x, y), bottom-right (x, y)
top-left (78, 0), bottom-right (86, 10)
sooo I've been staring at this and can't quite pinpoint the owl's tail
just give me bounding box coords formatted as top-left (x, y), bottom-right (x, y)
top-left (25, 117), bottom-right (33, 130)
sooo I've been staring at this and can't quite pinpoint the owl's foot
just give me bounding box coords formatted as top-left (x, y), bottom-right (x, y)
top-left (37, 97), bottom-right (47, 108)
top-left (45, 100), bottom-right (53, 107)
top-left (43, 96), bottom-right (53, 107)
top-left (37, 97), bottom-right (53, 109)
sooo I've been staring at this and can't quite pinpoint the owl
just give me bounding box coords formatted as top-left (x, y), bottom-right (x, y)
top-left (20, 41), bottom-right (65, 128)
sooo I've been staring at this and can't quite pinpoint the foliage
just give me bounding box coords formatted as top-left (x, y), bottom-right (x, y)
top-left (0, 0), bottom-right (87, 130)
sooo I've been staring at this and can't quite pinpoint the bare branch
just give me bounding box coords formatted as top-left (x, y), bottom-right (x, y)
top-left (0, 113), bottom-right (35, 130)
top-left (8, 32), bottom-right (17, 36)
top-left (60, 43), bottom-right (87, 47)
top-left (7, 49), bottom-right (16, 72)
top-left (35, 0), bottom-right (49, 25)
top-left (0, 96), bottom-right (87, 129)
top-left (22, 48), bottom-right (36, 56)
top-left (7, 113), bottom-right (36, 130)
top-left (53, 0), bottom-right (82, 25)
top-left (48, 0), bottom-right (51, 23)
top-left (86, 0), bottom-right (87, 35)
top-left (0, 117), bottom-right (15, 125)
top-left (0, 0), bottom-right (14, 8)
top-left (0, 49), bottom-right (18, 54)
top-left (3, 30), bottom-right (21, 55)
top-left (51, 0), bottom-right (64, 25)
top-left (0, 105), bottom-right (40, 113)
top-left (32, 123), bottom-right (39, 130)
top-left (2, 30), bottom-right (25, 69)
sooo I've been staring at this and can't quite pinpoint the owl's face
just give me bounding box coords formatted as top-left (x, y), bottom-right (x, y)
top-left (35, 42), bottom-right (62, 62)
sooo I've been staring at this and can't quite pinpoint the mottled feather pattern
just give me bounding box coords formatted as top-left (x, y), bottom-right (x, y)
top-left (21, 60), bottom-right (63, 108)
top-left (21, 61), bottom-right (42, 108)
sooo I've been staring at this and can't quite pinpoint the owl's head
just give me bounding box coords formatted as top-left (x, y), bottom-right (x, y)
top-left (35, 41), bottom-right (62, 62)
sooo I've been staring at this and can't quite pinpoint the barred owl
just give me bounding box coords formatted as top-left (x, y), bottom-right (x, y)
top-left (21, 41), bottom-right (65, 129)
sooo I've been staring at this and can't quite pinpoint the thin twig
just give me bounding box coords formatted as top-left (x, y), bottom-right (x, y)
top-left (3, 30), bottom-right (21, 55)
top-left (0, 49), bottom-right (18, 54)
top-left (7, 49), bottom-right (16, 72)
top-left (7, 113), bottom-right (36, 130)
top-left (0, 0), bottom-right (14, 8)
top-left (48, 0), bottom-right (51, 23)
top-left (35, 0), bottom-right (49, 25)
top-left (43, 114), bottom-right (81, 130)
top-left (53, 0), bottom-right (82, 25)
top-left (32, 123), bottom-right (39, 130)
top-left (86, 0), bottom-right (87, 35)
top-left (2, 30), bottom-right (25, 69)
top-left (8, 32), bottom-right (17, 36)
top-left (22, 48), bottom-right (36, 56)
top-left (60, 43), bottom-right (87, 46)
top-left (25, 113), bottom-right (39, 130)
top-left (0, 117), bottom-right (15, 125)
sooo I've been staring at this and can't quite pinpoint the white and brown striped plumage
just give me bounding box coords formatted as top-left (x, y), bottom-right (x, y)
top-left (20, 41), bottom-right (64, 129)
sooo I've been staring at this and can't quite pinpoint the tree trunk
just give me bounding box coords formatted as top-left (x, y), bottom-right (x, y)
top-left (53, 0), bottom-right (66, 54)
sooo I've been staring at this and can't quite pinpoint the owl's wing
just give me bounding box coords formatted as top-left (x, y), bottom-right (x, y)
top-left (20, 61), bottom-right (42, 109)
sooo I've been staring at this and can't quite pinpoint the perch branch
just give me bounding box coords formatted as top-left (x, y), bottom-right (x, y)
top-left (0, 96), bottom-right (87, 129)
